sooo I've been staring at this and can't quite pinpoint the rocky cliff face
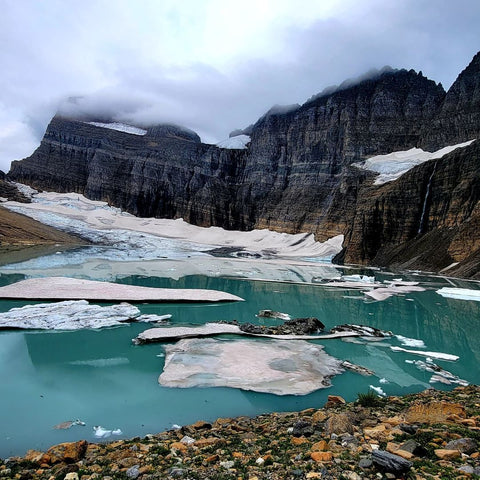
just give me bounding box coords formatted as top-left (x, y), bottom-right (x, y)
top-left (8, 52), bottom-right (480, 277)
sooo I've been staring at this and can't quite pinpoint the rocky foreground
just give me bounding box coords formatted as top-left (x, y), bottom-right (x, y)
top-left (2, 386), bottom-right (480, 480)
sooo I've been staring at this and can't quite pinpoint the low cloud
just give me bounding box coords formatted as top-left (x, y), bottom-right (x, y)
top-left (0, 0), bottom-right (479, 172)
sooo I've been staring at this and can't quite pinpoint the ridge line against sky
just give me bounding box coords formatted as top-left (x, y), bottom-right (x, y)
top-left (1, 0), bottom-right (480, 172)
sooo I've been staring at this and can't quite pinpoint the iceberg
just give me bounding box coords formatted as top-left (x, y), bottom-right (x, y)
top-left (0, 299), bottom-right (170, 330)
top-left (390, 346), bottom-right (459, 361)
top-left (0, 277), bottom-right (243, 303)
top-left (436, 287), bottom-right (480, 302)
top-left (159, 338), bottom-right (344, 395)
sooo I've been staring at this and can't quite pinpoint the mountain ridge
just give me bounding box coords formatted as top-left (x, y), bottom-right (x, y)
top-left (7, 51), bottom-right (480, 277)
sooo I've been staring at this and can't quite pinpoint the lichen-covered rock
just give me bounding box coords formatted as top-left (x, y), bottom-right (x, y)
top-left (47, 440), bottom-right (87, 464)
top-left (404, 400), bottom-right (466, 424)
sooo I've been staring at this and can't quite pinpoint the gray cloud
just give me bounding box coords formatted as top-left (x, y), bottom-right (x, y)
top-left (0, 0), bottom-right (479, 172)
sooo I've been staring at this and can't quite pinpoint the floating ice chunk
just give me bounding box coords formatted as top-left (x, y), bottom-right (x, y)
top-left (396, 335), bottom-right (426, 348)
top-left (172, 424), bottom-right (182, 430)
top-left (53, 419), bottom-right (86, 429)
top-left (159, 338), bottom-right (344, 395)
top-left (409, 359), bottom-right (468, 386)
top-left (436, 287), bottom-right (480, 302)
top-left (93, 426), bottom-right (112, 438)
top-left (390, 346), bottom-right (459, 361)
top-left (69, 357), bottom-right (129, 367)
top-left (257, 309), bottom-right (291, 320)
top-left (369, 385), bottom-right (386, 397)
top-left (365, 285), bottom-right (425, 301)
top-left (379, 378), bottom-right (389, 384)
top-left (112, 429), bottom-right (122, 435)
top-left (0, 300), bottom-right (141, 330)
top-left (136, 314), bottom-right (172, 323)
top-left (216, 134), bottom-right (251, 149)
top-left (341, 274), bottom-right (374, 283)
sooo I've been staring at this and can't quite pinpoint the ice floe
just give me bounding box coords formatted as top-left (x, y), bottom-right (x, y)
top-left (390, 346), bottom-right (459, 361)
top-left (159, 338), bottom-right (344, 395)
top-left (354, 140), bottom-right (475, 184)
top-left (93, 426), bottom-right (123, 438)
top-left (364, 285), bottom-right (425, 301)
top-left (369, 385), bottom-right (386, 397)
top-left (406, 359), bottom-right (468, 386)
top-left (216, 134), bottom-right (251, 149)
top-left (0, 299), bottom-right (169, 330)
top-left (53, 419), bottom-right (86, 430)
top-left (395, 335), bottom-right (426, 348)
top-left (436, 287), bottom-right (480, 301)
top-left (0, 277), bottom-right (243, 303)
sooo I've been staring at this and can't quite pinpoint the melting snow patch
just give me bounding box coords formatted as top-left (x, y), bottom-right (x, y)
top-left (354, 140), bottom-right (475, 184)
top-left (86, 122), bottom-right (147, 136)
top-left (216, 134), bottom-right (251, 149)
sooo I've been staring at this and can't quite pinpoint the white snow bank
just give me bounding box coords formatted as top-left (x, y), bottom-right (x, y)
top-left (216, 134), bottom-right (251, 149)
top-left (86, 122), bottom-right (147, 136)
top-left (436, 287), bottom-right (480, 302)
top-left (4, 191), bottom-right (343, 260)
top-left (354, 140), bottom-right (475, 184)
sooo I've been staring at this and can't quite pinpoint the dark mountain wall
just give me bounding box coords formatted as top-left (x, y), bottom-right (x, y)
top-left (8, 51), bottom-right (480, 277)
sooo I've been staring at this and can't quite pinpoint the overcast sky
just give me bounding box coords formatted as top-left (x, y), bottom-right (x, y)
top-left (0, 0), bottom-right (479, 172)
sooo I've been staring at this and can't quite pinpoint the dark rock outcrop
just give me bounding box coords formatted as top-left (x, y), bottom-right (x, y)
top-left (7, 52), bottom-right (480, 276)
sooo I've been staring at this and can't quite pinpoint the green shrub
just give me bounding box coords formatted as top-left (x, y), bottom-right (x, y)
top-left (356, 390), bottom-right (384, 407)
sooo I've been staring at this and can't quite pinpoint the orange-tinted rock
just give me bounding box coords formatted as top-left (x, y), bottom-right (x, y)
top-left (310, 451), bottom-right (333, 462)
top-left (405, 401), bottom-right (466, 424)
top-left (47, 440), bottom-right (87, 464)
top-left (205, 454), bottom-right (219, 463)
top-left (312, 411), bottom-right (328, 423)
top-left (191, 420), bottom-right (212, 430)
top-left (311, 440), bottom-right (328, 452)
top-left (434, 449), bottom-right (461, 460)
top-left (291, 436), bottom-right (309, 446)
top-left (325, 395), bottom-right (346, 408)
top-left (170, 442), bottom-right (188, 452)
top-left (194, 437), bottom-right (222, 448)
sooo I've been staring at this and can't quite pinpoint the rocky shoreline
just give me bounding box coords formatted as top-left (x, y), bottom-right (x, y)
top-left (2, 386), bottom-right (479, 480)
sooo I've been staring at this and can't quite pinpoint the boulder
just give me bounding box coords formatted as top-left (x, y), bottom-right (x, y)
top-left (372, 450), bottom-right (413, 473)
top-left (324, 413), bottom-right (354, 435)
top-left (404, 401), bottom-right (466, 424)
top-left (434, 449), bottom-right (461, 460)
top-left (444, 438), bottom-right (478, 454)
top-left (47, 440), bottom-right (87, 464)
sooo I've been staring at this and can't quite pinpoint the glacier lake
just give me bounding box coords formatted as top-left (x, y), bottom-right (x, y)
top-left (1, 266), bottom-right (480, 458)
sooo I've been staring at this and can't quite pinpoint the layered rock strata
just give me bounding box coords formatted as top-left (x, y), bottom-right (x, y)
top-left (8, 52), bottom-right (480, 276)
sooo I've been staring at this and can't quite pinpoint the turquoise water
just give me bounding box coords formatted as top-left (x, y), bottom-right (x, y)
top-left (1, 271), bottom-right (480, 458)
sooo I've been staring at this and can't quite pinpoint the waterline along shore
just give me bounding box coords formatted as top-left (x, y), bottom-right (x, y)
top-left (2, 385), bottom-right (479, 479)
